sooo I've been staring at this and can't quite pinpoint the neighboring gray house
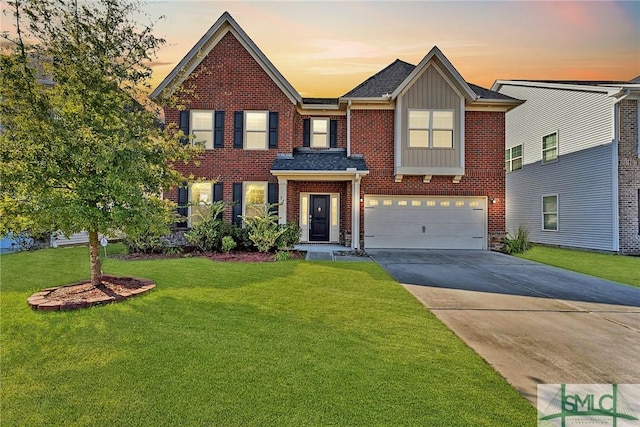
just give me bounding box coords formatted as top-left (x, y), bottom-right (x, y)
top-left (492, 78), bottom-right (640, 254)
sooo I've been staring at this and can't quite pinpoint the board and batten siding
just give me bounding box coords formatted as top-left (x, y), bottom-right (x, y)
top-left (499, 85), bottom-right (615, 165)
top-left (400, 65), bottom-right (461, 168)
top-left (506, 142), bottom-right (616, 251)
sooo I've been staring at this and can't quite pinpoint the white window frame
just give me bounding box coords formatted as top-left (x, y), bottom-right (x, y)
top-left (311, 118), bottom-right (329, 148)
top-left (191, 110), bottom-right (215, 150)
top-left (542, 132), bottom-right (558, 164)
top-left (505, 144), bottom-right (523, 172)
top-left (542, 194), bottom-right (558, 231)
top-left (244, 111), bottom-right (268, 150)
top-left (408, 109), bottom-right (454, 149)
top-left (188, 181), bottom-right (214, 227)
top-left (243, 181), bottom-right (268, 219)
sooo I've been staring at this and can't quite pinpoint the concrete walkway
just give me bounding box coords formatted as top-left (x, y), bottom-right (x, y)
top-left (368, 249), bottom-right (640, 405)
top-left (294, 244), bottom-right (372, 262)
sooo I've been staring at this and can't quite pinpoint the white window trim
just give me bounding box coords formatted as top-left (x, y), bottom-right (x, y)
top-left (408, 109), bottom-right (454, 149)
top-left (542, 194), bottom-right (559, 232)
top-left (311, 117), bottom-right (330, 148)
top-left (505, 145), bottom-right (523, 172)
top-left (191, 110), bottom-right (215, 150)
top-left (542, 131), bottom-right (558, 164)
top-left (244, 111), bottom-right (269, 150)
top-left (242, 181), bottom-right (268, 219)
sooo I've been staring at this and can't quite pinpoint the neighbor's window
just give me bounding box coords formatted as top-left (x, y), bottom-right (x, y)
top-left (190, 182), bottom-right (213, 225)
top-left (245, 111), bottom-right (268, 150)
top-left (243, 182), bottom-right (267, 218)
top-left (542, 195), bottom-right (558, 231)
top-left (505, 145), bottom-right (523, 172)
top-left (542, 132), bottom-right (558, 163)
top-left (191, 111), bottom-right (214, 149)
top-left (408, 110), bottom-right (453, 148)
top-left (311, 118), bottom-right (329, 148)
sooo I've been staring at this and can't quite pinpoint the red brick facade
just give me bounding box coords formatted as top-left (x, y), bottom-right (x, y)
top-left (160, 26), bottom-right (508, 249)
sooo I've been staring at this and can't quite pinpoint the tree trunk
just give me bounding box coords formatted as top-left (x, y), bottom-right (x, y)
top-left (89, 230), bottom-right (102, 287)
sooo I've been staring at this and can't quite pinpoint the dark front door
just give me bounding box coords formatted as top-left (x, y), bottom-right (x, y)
top-left (310, 195), bottom-right (330, 241)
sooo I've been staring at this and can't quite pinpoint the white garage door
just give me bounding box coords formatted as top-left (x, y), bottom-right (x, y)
top-left (364, 196), bottom-right (487, 249)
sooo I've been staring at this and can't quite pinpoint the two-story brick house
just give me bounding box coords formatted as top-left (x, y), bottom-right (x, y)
top-left (150, 12), bottom-right (522, 250)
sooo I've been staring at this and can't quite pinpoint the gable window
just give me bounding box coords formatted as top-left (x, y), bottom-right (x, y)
top-left (311, 118), bottom-right (329, 148)
top-left (245, 111), bottom-right (268, 150)
top-left (408, 110), bottom-right (453, 148)
top-left (243, 182), bottom-right (267, 218)
top-left (542, 195), bottom-right (558, 231)
top-left (542, 132), bottom-right (558, 163)
top-left (505, 145), bottom-right (523, 172)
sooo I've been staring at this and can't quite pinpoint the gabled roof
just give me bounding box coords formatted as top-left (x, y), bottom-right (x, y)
top-left (342, 59), bottom-right (415, 98)
top-left (271, 149), bottom-right (368, 172)
top-left (150, 12), bottom-right (301, 104)
top-left (467, 83), bottom-right (519, 101)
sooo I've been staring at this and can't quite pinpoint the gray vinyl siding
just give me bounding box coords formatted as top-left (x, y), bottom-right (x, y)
top-left (506, 143), bottom-right (616, 251)
top-left (400, 65), bottom-right (461, 168)
top-left (499, 85), bottom-right (614, 165)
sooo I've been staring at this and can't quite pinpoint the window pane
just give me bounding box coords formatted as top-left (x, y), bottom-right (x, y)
top-left (191, 183), bottom-right (212, 204)
top-left (312, 134), bottom-right (328, 148)
top-left (512, 158), bottom-right (522, 170)
top-left (505, 149), bottom-right (511, 161)
top-left (543, 133), bottom-right (557, 150)
top-left (312, 119), bottom-right (327, 133)
top-left (246, 112), bottom-right (267, 131)
top-left (543, 148), bottom-right (557, 162)
top-left (245, 132), bottom-right (266, 149)
top-left (543, 196), bottom-right (557, 213)
top-left (192, 111), bottom-right (212, 130)
top-left (245, 184), bottom-right (266, 205)
top-left (432, 111), bottom-right (453, 129)
top-left (433, 130), bottom-right (453, 148)
top-left (409, 130), bottom-right (429, 147)
top-left (512, 145), bottom-right (522, 158)
top-left (409, 110), bottom-right (430, 129)
top-left (193, 130), bottom-right (213, 149)
top-left (544, 214), bottom-right (558, 230)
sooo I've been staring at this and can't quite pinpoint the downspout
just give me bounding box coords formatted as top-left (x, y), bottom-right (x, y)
top-left (611, 89), bottom-right (629, 253)
top-left (346, 100), bottom-right (352, 157)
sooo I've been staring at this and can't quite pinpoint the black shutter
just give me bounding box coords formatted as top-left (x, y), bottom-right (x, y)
top-left (232, 183), bottom-right (243, 226)
top-left (303, 118), bottom-right (310, 147)
top-left (179, 110), bottom-right (190, 145)
top-left (268, 112), bottom-right (278, 149)
top-left (213, 182), bottom-right (223, 202)
top-left (267, 183), bottom-right (279, 216)
top-left (214, 111), bottom-right (224, 148)
top-left (233, 112), bottom-right (243, 148)
top-left (330, 120), bottom-right (337, 148)
top-left (177, 182), bottom-right (188, 228)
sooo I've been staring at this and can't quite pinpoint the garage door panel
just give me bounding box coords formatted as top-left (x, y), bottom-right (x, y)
top-left (364, 196), bottom-right (487, 250)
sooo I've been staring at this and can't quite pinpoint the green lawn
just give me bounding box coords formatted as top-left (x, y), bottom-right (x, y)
top-left (515, 245), bottom-right (640, 288)
top-left (1, 246), bottom-right (535, 426)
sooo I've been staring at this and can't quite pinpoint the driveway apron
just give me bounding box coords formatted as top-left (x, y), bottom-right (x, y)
top-left (368, 249), bottom-right (640, 405)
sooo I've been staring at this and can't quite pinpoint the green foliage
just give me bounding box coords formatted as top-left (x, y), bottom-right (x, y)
top-left (230, 226), bottom-right (255, 252)
top-left (503, 226), bottom-right (531, 254)
top-left (275, 222), bottom-right (301, 249)
top-left (221, 235), bottom-right (236, 254)
top-left (184, 219), bottom-right (232, 252)
top-left (123, 232), bottom-right (166, 254)
top-left (0, 0), bottom-right (195, 284)
top-left (241, 203), bottom-right (285, 253)
top-left (273, 250), bottom-right (293, 262)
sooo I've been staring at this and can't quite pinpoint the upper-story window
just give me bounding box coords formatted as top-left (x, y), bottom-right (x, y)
top-left (311, 118), bottom-right (329, 148)
top-left (505, 145), bottom-right (523, 172)
top-left (542, 132), bottom-right (558, 163)
top-left (408, 110), bottom-right (454, 148)
top-left (186, 110), bottom-right (224, 149)
top-left (245, 111), bottom-right (268, 150)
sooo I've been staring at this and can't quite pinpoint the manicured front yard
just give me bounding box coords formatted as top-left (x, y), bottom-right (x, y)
top-left (515, 245), bottom-right (640, 288)
top-left (2, 246), bottom-right (535, 426)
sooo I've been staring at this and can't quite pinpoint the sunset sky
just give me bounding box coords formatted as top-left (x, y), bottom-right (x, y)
top-left (3, 1), bottom-right (639, 97)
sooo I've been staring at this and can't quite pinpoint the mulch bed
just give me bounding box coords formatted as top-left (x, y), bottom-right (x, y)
top-left (27, 275), bottom-right (155, 312)
top-left (115, 250), bottom-right (305, 262)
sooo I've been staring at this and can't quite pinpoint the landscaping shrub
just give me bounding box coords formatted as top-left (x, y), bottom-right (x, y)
top-left (276, 222), bottom-right (301, 249)
top-left (221, 235), bottom-right (236, 253)
top-left (185, 218), bottom-right (233, 252)
top-left (230, 226), bottom-right (255, 251)
top-left (124, 232), bottom-right (167, 254)
top-left (503, 226), bottom-right (531, 254)
top-left (241, 203), bottom-right (285, 253)
top-left (273, 250), bottom-right (293, 261)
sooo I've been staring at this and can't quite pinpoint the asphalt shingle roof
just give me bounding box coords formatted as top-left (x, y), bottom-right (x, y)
top-left (271, 149), bottom-right (368, 171)
top-left (343, 59), bottom-right (514, 101)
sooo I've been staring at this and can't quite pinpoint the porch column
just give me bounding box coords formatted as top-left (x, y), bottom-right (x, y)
top-left (278, 178), bottom-right (287, 225)
top-left (351, 173), bottom-right (361, 250)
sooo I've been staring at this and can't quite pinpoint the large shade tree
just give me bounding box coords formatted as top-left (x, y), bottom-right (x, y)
top-left (0, 0), bottom-right (193, 286)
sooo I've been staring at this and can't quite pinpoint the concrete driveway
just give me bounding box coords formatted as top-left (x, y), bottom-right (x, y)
top-left (368, 249), bottom-right (640, 404)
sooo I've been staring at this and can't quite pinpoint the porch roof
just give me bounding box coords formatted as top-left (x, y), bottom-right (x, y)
top-left (271, 148), bottom-right (368, 172)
